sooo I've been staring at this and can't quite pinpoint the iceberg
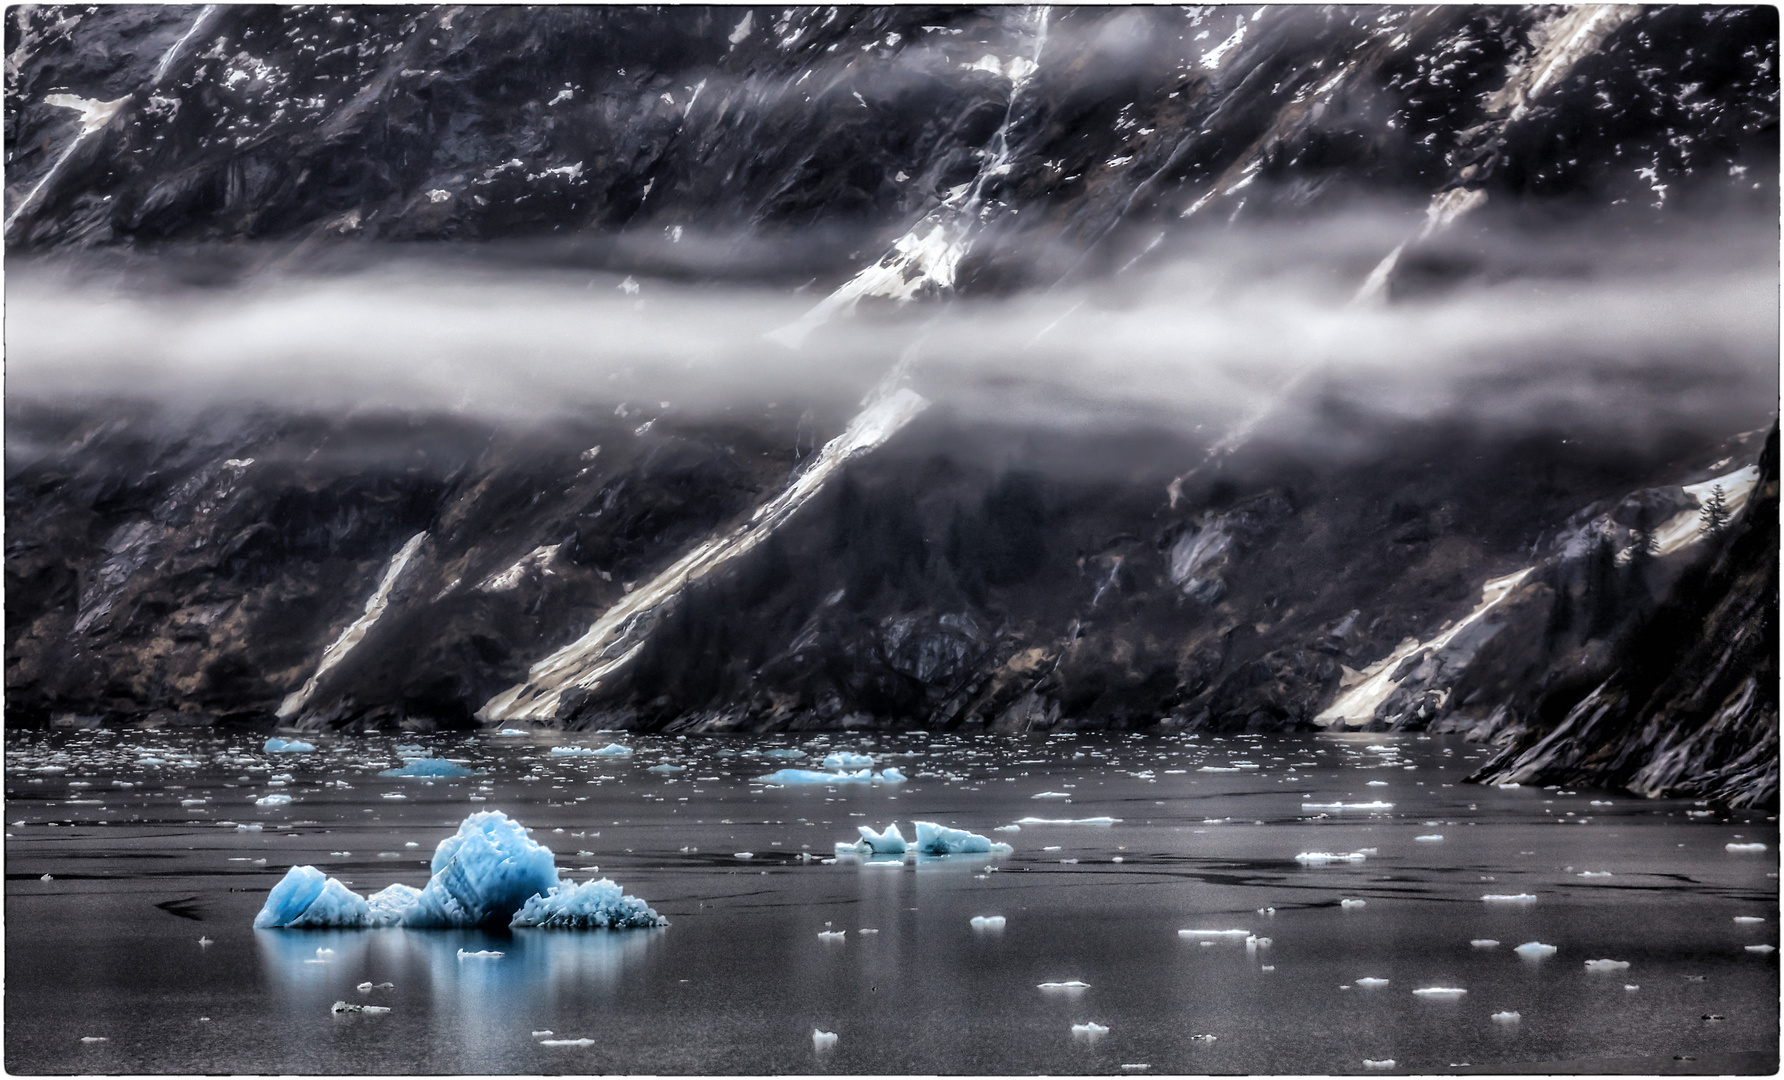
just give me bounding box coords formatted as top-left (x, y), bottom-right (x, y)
top-left (853, 824), bottom-right (907, 854)
top-left (510, 878), bottom-right (666, 929)
top-left (1584, 958), bottom-right (1630, 971)
top-left (1302, 801), bottom-right (1394, 811)
top-left (550, 743), bottom-right (632, 757)
top-left (1341, 898), bottom-right (1367, 909)
top-left (1491, 1011), bottom-right (1521, 1023)
top-left (1514, 942), bottom-right (1557, 958)
top-left (764, 748), bottom-right (807, 759)
top-left (1482, 893), bottom-right (1538, 903)
top-left (913, 821), bottom-right (1012, 855)
top-left (264, 738), bottom-right (316, 753)
top-left (1178, 929), bottom-right (1250, 938)
top-left (1016, 817), bottom-right (1119, 825)
top-left (1071, 1022), bottom-right (1109, 1037)
top-left (1413, 987), bottom-right (1467, 999)
top-left (380, 758), bottom-right (477, 778)
top-left (822, 752), bottom-right (874, 769)
top-left (876, 767), bottom-right (906, 784)
top-left (970, 915), bottom-right (1006, 930)
top-left (1726, 842), bottom-right (1767, 852)
top-left (255, 793), bottom-right (293, 806)
top-left (1744, 945), bottom-right (1775, 954)
top-left (1039, 980), bottom-right (1090, 991)
top-left (754, 767), bottom-right (870, 785)
top-left (253, 810), bottom-right (664, 931)
top-left (647, 764), bottom-right (686, 773)
top-left (1355, 977), bottom-right (1389, 987)
top-left (812, 1029), bottom-right (838, 1049)
top-left (1295, 851), bottom-right (1366, 864)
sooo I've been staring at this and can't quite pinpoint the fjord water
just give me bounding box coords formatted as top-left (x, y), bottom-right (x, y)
top-left (5, 730), bottom-right (1776, 1074)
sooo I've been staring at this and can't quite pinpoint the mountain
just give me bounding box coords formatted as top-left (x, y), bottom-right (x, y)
top-left (4, 5), bottom-right (1777, 808)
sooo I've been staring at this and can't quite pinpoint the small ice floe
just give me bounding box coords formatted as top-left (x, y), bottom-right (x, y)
top-left (1482, 894), bottom-right (1537, 903)
top-left (456, 949), bottom-right (504, 960)
top-left (540, 1038), bottom-right (595, 1047)
top-left (1514, 942), bottom-right (1556, 959)
top-left (1039, 980), bottom-right (1090, 992)
top-left (80, 1036), bottom-right (108, 1043)
top-left (822, 752), bottom-right (873, 770)
top-left (1470, 939), bottom-right (1500, 948)
top-left (647, 764), bottom-right (686, 773)
top-left (1415, 835), bottom-right (1444, 842)
top-left (198, 937), bottom-right (213, 946)
top-left (1355, 977), bottom-right (1389, 987)
top-left (859, 928), bottom-right (879, 935)
top-left (1362, 1059), bottom-right (1395, 1070)
top-left (817, 930), bottom-right (846, 941)
top-left (1578, 871), bottom-right (1613, 877)
top-left (1071, 1021), bottom-right (1109, 1038)
top-left (1585, 959), bottom-right (1630, 971)
top-left (1296, 852), bottom-right (1366, 864)
top-left (1733, 916), bottom-right (1766, 924)
top-left (914, 821), bottom-right (1012, 855)
top-left (995, 824), bottom-right (1021, 832)
top-left (1302, 801), bottom-right (1394, 811)
top-left (356, 982), bottom-right (394, 993)
top-left (970, 915), bottom-right (1006, 930)
top-left (1190, 1033), bottom-right (1217, 1042)
top-left (255, 794), bottom-right (293, 806)
top-left (1625, 984), bottom-right (1640, 991)
top-left (812, 1029), bottom-right (838, 1049)
top-left (1341, 898), bottom-right (1367, 909)
top-left (1179, 929), bottom-right (1249, 939)
top-left (1120, 1064), bottom-right (1150, 1071)
top-left (264, 738), bottom-right (316, 753)
top-left (1491, 1011), bottom-right (1521, 1023)
top-left (764, 748), bottom-right (806, 759)
top-left (380, 758), bottom-right (477, 777)
top-left (1366, 781), bottom-right (1389, 786)
top-left (1245, 935), bottom-right (1271, 950)
top-left (497, 729), bottom-right (529, 736)
top-left (39, 874), bottom-right (52, 882)
top-left (1413, 987), bottom-right (1467, 999)
top-left (734, 852), bottom-right (754, 860)
top-left (1744, 945), bottom-right (1776, 955)
top-left (532, 1030), bottom-right (553, 1037)
top-left (331, 1001), bottom-right (390, 1014)
top-left (1726, 842), bottom-right (1767, 852)
top-left (236, 823), bottom-right (263, 831)
top-left (1031, 792), bottom-right (1072, 800)
top-left (1016, 816), bottom-right (1120, 826)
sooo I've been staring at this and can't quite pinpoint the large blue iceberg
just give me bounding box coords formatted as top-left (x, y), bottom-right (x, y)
top-left (753, 766), bottom-right (906, 785)
top-left (264, 737), bottom-right (316, 753)
top-left (253, 811), bottom-right (664, 930)
top-left (914, 820), bottom-right (1013, 855)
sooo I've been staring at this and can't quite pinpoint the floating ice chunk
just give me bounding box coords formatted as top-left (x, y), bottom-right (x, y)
top-left (331, 1001), bottom-right (390, 1014)
top-left (1585, 958), bottom-right (1630, 970)
top-left (1366, 781), bottom-right (1389, 786)
top-left (1341, 898), bottom-right (1367, 909)
top-left (733, 852), bottom-right (755, 860)
top-left (1039, 980), bottom-right (1090, 991)
top-left (914, 821), bottom-right (1011, 855)
top-left (236, 823), bottom-right (263, 831)
top-left (380, 758), bottom-right (477, 778)
top-left (1577, 871), bottom-right (1613, 877)
top-left (1482, 894), bottom-right (1537, 903)
top-left (854, 823), bottom-right (907, 854)
top-left (1191, 1033), bottom-right (1217, 1042)
top-left (402, 811), bottom-right (563, 928)
top-left (496, 729), bottom-right (529, 736)
top-left (457, 949), bottom-right (505, 960)
top-left (812, 1029), bottom-right (838, 1049)
top-left (1413, 987), bottom-right (1467, 999)
top-left (1491, 1011), bottom-right (1521, 1023)
top-left (875, 768), bottom-right (906, 784)
top-left (357, 982), bottom-right (394, 993)
top-left (1016, 817), bottom-right (1119, 826)
top-left (1514, 942), bottom-right (1557, 959)
top-left (1031, 791), bottom-right (1072, 799)
top-left (1198, 766), bottom-right (1240, 773)
top-left (822, 752), bottom-right (873, 769)
top-left (1296, 852), bottom-right (1366, 864)
top-left (80, 1036), bottom-right (108, 1043)
top-left (1356, 977), bottom-right (1390, 987)
top-left (1302, 801), bottom-right (1394, 811)
top-left (817, 930), bottom-right (846, 941)
top-left (1363, 1059), bottom-right (1394, 1069)
top-left (198, 937), bottom-right (213, 946)
top-left (255, 794), bottom-right (293, 806)
top-left (264, 738), bottom-right (316, 753)
top-left (590, 743), bottom-right (633, 756)
top-left (40, 873), bottom-right (51, 881)
top-left (1743, 945), bottom-right (1775, 955)
top-left (540, 1038), bottom-right (595, 1047)
top-left (764, 748), bottom-right (806, 758)
top-left (1734, 916), bottom-right (1766, 923)
top-left (1624, 984), bottom-right (1639, 990)
top-left (995, 824), bottom-right (1022, 832)
top-left (1071, 1022), bottom-right (1109, 1037)
top-left (1179, 929), bottom-right (1250, 938)
top-left (970, 915), bottom-right (1006, 930)
top-left (647, 764), bottom-right (686, 773)
top-left (1726, 842), bottom-right (1767, 852)
top-left (1470, 939), bottom-right (1500, 947)
top-left (255, 866), bottom-right (369, 928)
top-left (1415, 835), bottom-right (1444, 842)
top-left (753, 768), bottom-right (872, 785)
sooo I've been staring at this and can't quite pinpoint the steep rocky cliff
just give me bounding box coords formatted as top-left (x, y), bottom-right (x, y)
top-left (5, 5), bottom-right (1777, 808)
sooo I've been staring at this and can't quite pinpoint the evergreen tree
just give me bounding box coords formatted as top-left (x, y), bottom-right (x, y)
top-left (1700, 484), bottom-right (1730, 539)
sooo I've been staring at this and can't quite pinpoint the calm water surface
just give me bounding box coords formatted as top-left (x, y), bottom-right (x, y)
top-left (5, 729), bottom-right (1777, 1074)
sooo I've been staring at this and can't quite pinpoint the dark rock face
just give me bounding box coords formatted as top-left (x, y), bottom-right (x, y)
top-left (1468, 427), bottom-right (1779, 808)
top-left (3, 7), bottom-right (1777, 807)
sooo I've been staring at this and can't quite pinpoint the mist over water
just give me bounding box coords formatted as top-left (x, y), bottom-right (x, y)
top-left (7, 204), bottom-right (1776, 457)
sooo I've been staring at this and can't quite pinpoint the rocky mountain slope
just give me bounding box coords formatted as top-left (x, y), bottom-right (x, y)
top-left (5, 5), bottom-right (1777, 807)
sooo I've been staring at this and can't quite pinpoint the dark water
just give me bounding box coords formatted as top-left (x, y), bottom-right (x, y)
top-left (5, 729), bottom-right (1777, 1074)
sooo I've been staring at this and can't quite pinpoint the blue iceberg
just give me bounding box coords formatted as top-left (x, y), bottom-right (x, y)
top-left (753, 767), bottom-right (906, 785)
top-left (510, 878), bottom-right (666, 929)
top-left (380, 757), bottom-right (478, 777)
top-left (763, 748), bottom-right (807, 759)
top-left (823, 751), bottom-right (874, 769)
top-left (914, 821), bottom-right (1013, 855)
top-left (551, 743), bottom-right (632, 757)
top-left (264, 737), bottom-right (316, 753)
top-left (854, 823), bottom-right (908, 854)
top-left (253, 811), bottom-right (663, 931)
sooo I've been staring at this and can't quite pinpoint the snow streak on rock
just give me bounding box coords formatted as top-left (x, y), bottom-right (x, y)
top-left (478, 385), bottom-right (930, 724)
top-left (278, 532), bottom-right (428, 719)
top-left (1318, 568), bottom-right (1532, 728)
